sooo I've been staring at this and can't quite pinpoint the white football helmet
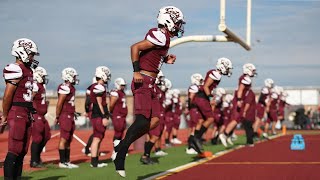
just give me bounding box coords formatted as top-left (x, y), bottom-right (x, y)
top-left (11, 38), bottom-right (40, 68)
top-left (243, 63), bottom-right (257, 77)
top-left (114, 77), bottom-right (126, 90)
top-left (264, 78), bottom-right (274, 88)
top-left (156, 70), bottom-right (165, 85)
top-left (157, 6), bottom-right (185, 38)
top-left (215, 87), bottom-right (226, 97)
top-left (225, 94), bottom-right (234, 103)
top-left (164, 78), bottom-right (172, 90)
top-left (216, 57), bottom-right (233, 77)
top-left (95, 66), bottom-right (111, 82)
top-left (62, 67), bottom-right (79, 84)
top-left (172, 89), bottom-right (180, 98)
top-left (33, 66), bottom-right (48, 84)
top-left (272, 86), bottom-right (283, 95)
top-left (190, 73), bottom-right (203, 86)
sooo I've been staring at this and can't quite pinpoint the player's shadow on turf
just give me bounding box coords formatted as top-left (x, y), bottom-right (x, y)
top-left (137, 171), bottom-right (164, 180)
top-left (37, 175), bottom-right (66, 180)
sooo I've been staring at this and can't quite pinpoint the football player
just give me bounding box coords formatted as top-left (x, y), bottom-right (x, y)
top-left (263, 86), bottom-right (282, 138)
top-left (186, 73), bottom-right (203, 155)
top-left (109, 78), bottom-right (128, 152)
top-left (112, 6), bottom-right (185, 177)
top-left (82, 77), bottom-right (96, 156)
top-left (89, 66), bottom-right (111, 168)
top-left (191, 57), bottom-right (233, 153)
top-left (210, 87), bottom-right (226, 145)
top-left (219, 63), bottom-right (257, 147)
top-left (170, 89), bottom-right (183, 145)
top-left (55, 67), bottom-right (79, 168)
top-left (140, 72), bottom-right (167, 164)
top-left (1, 38), bottom-right (40, 179)
top-left (253, 78), bottom-right (274, 139)
top-left (30, 67), bottom-right (51, 168)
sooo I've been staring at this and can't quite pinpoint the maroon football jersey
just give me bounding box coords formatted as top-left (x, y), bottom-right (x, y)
top-left (243, 89), bottom-right (256, 121)
top-left (278, 99), bottom-right (286, 111)
top-left (188, 84), bottom-right (199, 109)
top-left (269, 93), bottom-right (278, 110)
top-left (3, 63), bottom-right (33, 103)
top-left (110, 89), bottom-right (128, 116)
top-left (173, 98), bottom-right (182, 115)
top-left (139, 28), bottom-right (171, 73)
top-left (237, 74), bottom-right (252, 99)
top-left (33, 83), bottom-right (48, 115)
top-left (257, 87), bottom-right (270, 106)
top-left (199, 69), bottom-right (221, 93)
top-left (89, 83), bottom-right (108, 118)
top-left (57, 83), bottom-right (76, 113)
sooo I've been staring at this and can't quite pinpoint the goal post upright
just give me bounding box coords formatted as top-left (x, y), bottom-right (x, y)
top-left (170, 0), bottom-right (252, 51)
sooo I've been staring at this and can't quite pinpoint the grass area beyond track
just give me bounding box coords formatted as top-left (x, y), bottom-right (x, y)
top-left (21, 137), bottom-right (247, 180)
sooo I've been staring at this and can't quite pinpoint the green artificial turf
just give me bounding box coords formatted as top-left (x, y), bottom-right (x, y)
top-left (17, 136), bottom-right (246, 180)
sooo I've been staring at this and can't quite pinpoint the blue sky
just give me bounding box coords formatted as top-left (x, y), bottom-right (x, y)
top-left (1, 0), bottom-right (319, 91)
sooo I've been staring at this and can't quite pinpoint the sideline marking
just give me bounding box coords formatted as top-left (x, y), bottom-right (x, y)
top-left (204, 161), bottom-right (320, 165)
top-left (146, 134), bottom-right (283, 180)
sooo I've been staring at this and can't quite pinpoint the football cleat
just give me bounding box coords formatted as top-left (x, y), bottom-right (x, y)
top-left (219, 134), bottom-right (228, 147)
top-left (67, 162), bottom-right (79, 168)
top-left (154, 150), bottom-right (168, 156)
top-left (170, 138), bottom-right (182, 144)
top-left (227, 137), bottom-right (234, 146)
top-left (58, 162), bottom-right (72, 169)
top-left (90, 163), bottom-right (108, 168)
top-left (116, 170), bottom-right (126, 178)
top-left (186, 148), bottom-right (198, 155)
top-left (140, 156), bottom-right (155, 165)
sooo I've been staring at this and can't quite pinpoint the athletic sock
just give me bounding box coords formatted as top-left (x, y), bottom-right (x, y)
top-left (143, 141), bottom-right (155, 157)
top-left (165, 138), bottom-right (170, 144)
top-left (59, 149), bottom-right (66, 163)
top-left (65, 148), bottom-right (70, 162)
top-left (14, 154), bottom-right (24, 178)
top-left (196, 126), bottom-right (207, 139)
top-left (114, 114), bottom-right (150, 170)
top-left (173, 135), bottom-right (177, 139)
top-left (85, 134), bottom-right (94, 154)
top-left (91, 157), bottom-right (99, 167)
top-left (31, 142), bottom-right (39, 163)
top-left (4, 152), bottom-right (18, 178)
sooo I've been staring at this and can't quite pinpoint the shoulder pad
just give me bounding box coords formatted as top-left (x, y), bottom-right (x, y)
top-left (241, 76), bottom-right (252, 85)
top-left (261, 87), bottom-right (269, 94)
top-left (209, 70), bottom-right (222, 81)
top-left (93, 84), bottom-right (106, 94)
top-left (58, 84), bottom-right (71, 94)
top-left (110, 90), bottom-right (119, 97)
top-left (189, 85), bottom-right (199, 93)
top-left (3, 63), bottom-right (23, 80)
top-left (146, 29), bottom-right (167, 46)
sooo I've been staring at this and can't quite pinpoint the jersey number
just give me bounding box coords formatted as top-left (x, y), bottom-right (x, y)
top-left (23, 81), bottom-right (33, 102)
top-left (121, 98), bottom-right (126, 108)
top-left (68, 95), bottom-right (75, 106)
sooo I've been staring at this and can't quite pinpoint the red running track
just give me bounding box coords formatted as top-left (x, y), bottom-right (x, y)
top-left (163, 134), bottom-right (320, 180)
